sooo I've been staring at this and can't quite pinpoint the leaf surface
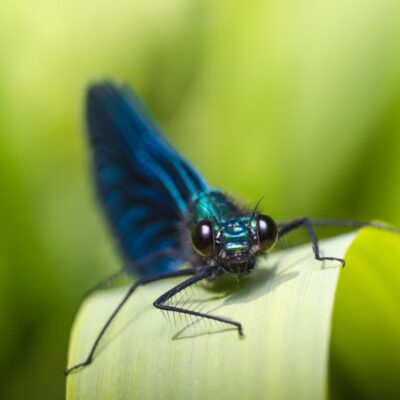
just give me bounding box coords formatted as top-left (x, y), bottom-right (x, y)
top-left (66, 233), bottom-right (356, 400)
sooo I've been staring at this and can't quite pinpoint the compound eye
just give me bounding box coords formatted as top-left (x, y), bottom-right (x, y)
top-left (257, 214), bottom-right (278, 251)
top-left (191, 219), bottom-right (215, 257)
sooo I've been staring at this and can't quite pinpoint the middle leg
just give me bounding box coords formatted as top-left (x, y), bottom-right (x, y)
top-left (278, 217), bottom-right (346, 267)
top-left (154, 267), bottom-right (244, 336)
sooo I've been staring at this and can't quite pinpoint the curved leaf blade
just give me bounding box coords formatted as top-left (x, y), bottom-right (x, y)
top-left (66, 233), bottom-right (356, 400)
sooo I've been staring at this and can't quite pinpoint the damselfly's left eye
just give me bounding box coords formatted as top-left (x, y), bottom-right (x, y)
top-left (191, 219), bottom-right (215, 257)
top-left (257, 214), bottom-right (278, 251)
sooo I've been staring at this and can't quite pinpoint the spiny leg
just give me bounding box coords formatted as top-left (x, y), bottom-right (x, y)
top-left (79, 248), bottom-right (182, 303)
top-left (154, 267), bottom-right (244, 336)
top-left (80, 270), bottom-right (128, 303)
top-left (279, 217), bottom-right (346, 266)
top-left (279, 219), bottom-right (400, 234)
top-left (64, 267), bottom-right (199, 376)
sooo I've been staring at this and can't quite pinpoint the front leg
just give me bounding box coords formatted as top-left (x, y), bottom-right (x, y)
top-left (154, 267), bottom-right (244, 336)
top-left (279, 217), bottom-right (346, 267)
top-left (65, 267), bottom-right (199, 376)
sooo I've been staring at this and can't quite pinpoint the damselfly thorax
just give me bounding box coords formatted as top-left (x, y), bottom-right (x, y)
top-left (185, 190), bottom-right (277, 275)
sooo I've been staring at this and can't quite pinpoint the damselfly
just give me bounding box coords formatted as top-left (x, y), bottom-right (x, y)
top-left (65, 83), bottom-right (399, 375)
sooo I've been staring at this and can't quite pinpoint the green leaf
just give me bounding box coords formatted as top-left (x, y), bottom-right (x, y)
top-left (330, 228), bottom-right (400, 399)
top-left (66, 232), bottom-right (354, 400)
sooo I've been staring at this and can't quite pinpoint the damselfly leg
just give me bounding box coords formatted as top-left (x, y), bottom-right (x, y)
top-left (278, 218), bottom-right (399, 267)
top-left (79, 248), bottom-right (182, 303)
top-left (64, 267), bottom-right (199, 376)
top-left (279, 217), bottom-right (346, 266)
top-left (154, 267), bottom-right (244, 336)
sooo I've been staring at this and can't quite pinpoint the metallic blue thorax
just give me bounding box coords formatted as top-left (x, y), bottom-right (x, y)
top-left (192, 190), bottom-right (256, 254)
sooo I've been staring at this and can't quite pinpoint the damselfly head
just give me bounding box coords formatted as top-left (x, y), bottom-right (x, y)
top-left (191, 214), bottom-right (278, 274)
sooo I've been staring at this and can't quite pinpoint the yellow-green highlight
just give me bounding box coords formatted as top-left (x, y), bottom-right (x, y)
top-left (330, 228), bottom-right (400, 399)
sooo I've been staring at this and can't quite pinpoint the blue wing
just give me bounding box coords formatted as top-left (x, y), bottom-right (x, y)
top-left (86, 83), bottom-right (208, 277)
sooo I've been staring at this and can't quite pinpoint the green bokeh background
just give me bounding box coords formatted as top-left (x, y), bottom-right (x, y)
top-left (0, 1), bottom-right (399, 399)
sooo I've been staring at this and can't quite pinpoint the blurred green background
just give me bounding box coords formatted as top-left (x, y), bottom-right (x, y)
top-left (0, 1), bottom-right (399, 399)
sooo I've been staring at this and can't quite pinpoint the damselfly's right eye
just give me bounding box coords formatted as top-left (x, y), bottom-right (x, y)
top-left (257, 214), bottom-right (278, 252)
top-left (191, 219), bottom-right (215, 257)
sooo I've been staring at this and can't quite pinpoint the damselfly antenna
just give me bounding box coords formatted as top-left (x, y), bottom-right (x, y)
top-left (249, 196), bottom-right (264, 224)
